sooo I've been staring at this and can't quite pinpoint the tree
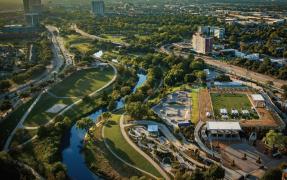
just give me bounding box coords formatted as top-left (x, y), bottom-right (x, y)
top-left (184, 74), bottom-right (196, 83)
top-left (108, 100), bottom-right (116, 111)
top-left (264, 130), bottom-right (287, 149)
top-left (101, 112), bottom-right (111, 121)
top-left (37, 126), bottom-right (49, 138)
top-left (191, 168), bottom-right (205, 180)
top-left (0, 80), bottom-right (11, 92)
top-left (125, 102), bottom-right (148, 119)
top-left (261, 168), bottom-right (282, 180)
top-left (282, 85), bottom-right (287, 100)
top-left (0, 100), bottom-right (12, 111)
top-left (205, 165), bottom-right (225, 180)
top-left (76, 117), bottom-right (94, 138)
top-left (196, 71), bottom-right (207, 82)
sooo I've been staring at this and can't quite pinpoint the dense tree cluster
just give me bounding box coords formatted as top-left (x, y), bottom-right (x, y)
top-left (10, 116), bottom-right (72, 179)
top-left (229, 57), bottom-right (287, 80)
top-left (0, 152), bottom-right (35, 179)
top-left (0, 80), bottom-right (11, 93)
top-left (10, 35), bottom-right (53, 84)
top-left (175, 165), bottom-right (225, 180)
top-left (225, 23), bottom-right (287, 57)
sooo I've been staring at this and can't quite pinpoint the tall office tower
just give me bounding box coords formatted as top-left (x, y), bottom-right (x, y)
top-left (192, 33), bottom-right (213, 54)
top-left (23, 0), bottom-right (42, 13)
top-left (91, 1), bottom-right (105, 16)
top-left (25, 13), bottom-right (40, 27)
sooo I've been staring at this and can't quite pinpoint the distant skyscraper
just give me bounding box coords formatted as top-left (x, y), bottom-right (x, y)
top-left (192, 33), bottom-right (213, 54)
top-left (91, 1), bottom-right (105, 16)
top-left (23, 0), bottom-right (42, 13)
top-left (25, 13), bottom-right (40, 27)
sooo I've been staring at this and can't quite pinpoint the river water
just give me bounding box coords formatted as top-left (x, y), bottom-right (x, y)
top-left (61, 73), bottom-right (147, 180)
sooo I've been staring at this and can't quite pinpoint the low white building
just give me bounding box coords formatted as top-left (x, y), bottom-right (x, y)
top-left (148, 125), bottom-right (159, 137)
top-left (231, 109), bottom-right (239, 116)
top-left (206, 121), bottom-right (242, 141)
top-left (251, 94), bottom-right (265, 108)
top-left (220, 108), bottom-right (228, 115)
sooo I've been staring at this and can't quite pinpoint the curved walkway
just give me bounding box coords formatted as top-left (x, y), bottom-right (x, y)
top-left (4, 63), bottom-right (118, 151)
top-left (71, 24), bottom-right (130, 47)
top-left (24, 63), bottom-right (118, 130)
top-left (194, 120), bottom-right (221, 158)
top-left (119, 116), bottom-right (171, 180)
top-left (129, 120), bottom-right (206, 168)
top-left (102, 123), bottom-right (161, 180)
top-left (3, 92), bottom-right (44, 151)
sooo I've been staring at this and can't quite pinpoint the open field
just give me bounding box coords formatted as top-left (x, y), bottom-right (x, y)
top-left (24, 67), bottom-right (115, 126)
top-left (64, 34), bottom-right (94, 53)
top-left (71, 43), bottom-right (93, 54)
top-left (64, 34), bottom-right (92, 45)
top-left (198, 88), bottom-right (213, 122)
top-left (50, 68), bottom-right (114, 97)
top-left (84, 115), bottom-right (143, 178)
top-left (211, 93), bottom-right (252, 117)
top-left (191, 89), bottom-right (199, 124)
top-left (103, 114), bottom-right (161, 177)
top-left (101, 34), bottom-right (126, 44)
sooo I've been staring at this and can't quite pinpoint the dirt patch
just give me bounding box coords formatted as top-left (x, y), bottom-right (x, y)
top-left (198, 89), bottom-right (213, 122)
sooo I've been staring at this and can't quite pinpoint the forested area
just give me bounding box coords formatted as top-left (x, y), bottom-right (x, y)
top-left (229, 57), bottom-right (287, 80)
top-left (225, 23), bottom-right (287, 57)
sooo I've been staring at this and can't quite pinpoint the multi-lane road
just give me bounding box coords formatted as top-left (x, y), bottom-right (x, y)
top-left (200, 55), bottom-right (287, 91)
top-left (1, 26), bottom-right (66, 101)
top-left (160, 45), bottom-right (287, 92)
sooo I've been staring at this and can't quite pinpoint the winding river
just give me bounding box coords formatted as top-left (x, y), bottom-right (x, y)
top-left (61, 73), bottom-right (147, 180)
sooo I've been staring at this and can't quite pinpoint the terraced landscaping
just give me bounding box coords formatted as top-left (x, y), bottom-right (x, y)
top-left (103, 114), bottom-right (161, 178)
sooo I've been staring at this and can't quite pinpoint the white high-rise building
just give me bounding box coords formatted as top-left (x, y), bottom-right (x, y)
top-left (91, 1), bottom-right (105, 16)
top-left (192, 33), bottom-right (213, 54)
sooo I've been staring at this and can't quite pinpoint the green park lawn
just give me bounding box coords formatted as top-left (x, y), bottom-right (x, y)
top-left (101, 34), bottom-right (126, 44)
top-left (64, 34), bottom-right (94, 54)
top-left (191, 89), bottom-right (199, 124)
top-left (24, 67), bottom-right (115, 127)
top-left (103, 114), bottom-right (162, 178)
top-left (50, 67), bottom-right (114, 97)
top-left (65, 34), bottom-right (91, 46)
top-left (211, 93), bottom-right (252, 117)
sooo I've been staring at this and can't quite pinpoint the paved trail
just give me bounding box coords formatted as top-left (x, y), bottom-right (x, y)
top-left (102, 120), bottom-right (162, 179)
top-left (119, 116), bottom-right (171, 180)
top-left (3, 92), bottom-right (44, 151)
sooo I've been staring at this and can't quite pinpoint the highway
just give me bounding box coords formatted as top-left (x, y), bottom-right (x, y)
top-left (200, 55), bottom-right (287, 91)
top-left (0, 26), bottom-right (65, 100)
top-left (160, 45), bottom-right (287, 92)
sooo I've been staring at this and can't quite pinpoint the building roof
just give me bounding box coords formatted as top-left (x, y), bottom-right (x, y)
top-left (251, 94), bottom-right (264, 101)
top-left (231, 109), bottom-right (239, 114)
top-left (220, 108), bottom-right (228, 114)
top-left (148, 125), bottom-right (158, 132)
top-left (242, 110), bottom-right (249, 114)
top-left (207, 121), bottom-right (242, 131)
top-left (214, 81), bottom-right (242, 87)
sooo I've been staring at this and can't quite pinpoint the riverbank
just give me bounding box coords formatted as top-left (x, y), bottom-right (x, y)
top-left (84, 113), bottom-right (144, 179)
